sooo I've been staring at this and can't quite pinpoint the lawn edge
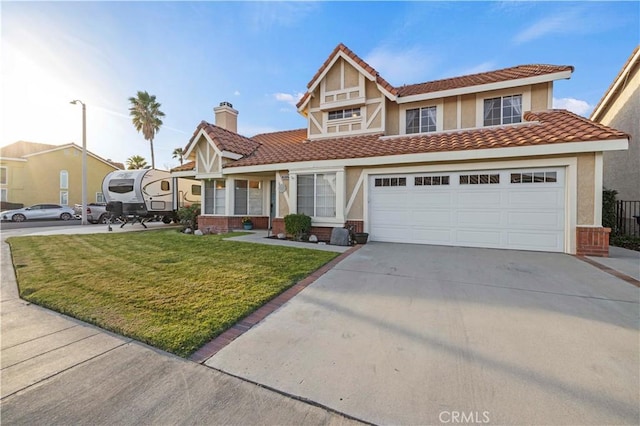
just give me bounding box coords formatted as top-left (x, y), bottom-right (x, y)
top-left (189, 244), bottom-right (362, 363)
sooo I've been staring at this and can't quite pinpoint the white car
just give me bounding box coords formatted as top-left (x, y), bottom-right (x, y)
top-left (0, 204), bottom-right (76, 222)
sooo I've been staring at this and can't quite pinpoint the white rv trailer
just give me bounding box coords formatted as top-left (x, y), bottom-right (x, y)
top-left (102, 169), bottom-right (200, 219)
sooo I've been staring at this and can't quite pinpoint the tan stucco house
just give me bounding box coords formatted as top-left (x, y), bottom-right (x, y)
top-left (590, 46), bottom-right (639, 202)
top-left (175, 43), bottom-right (629, 256)
top-left (0, 141), bottom-right (123, 207)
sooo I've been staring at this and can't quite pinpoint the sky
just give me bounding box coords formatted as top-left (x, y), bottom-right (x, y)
top-left (1, 1), bottom-right (638, 170)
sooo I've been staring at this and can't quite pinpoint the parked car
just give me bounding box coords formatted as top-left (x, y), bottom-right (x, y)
top-left (0, 204), bottom-right (76, 222)
top-left (73, 203), bottom-right (109, 224)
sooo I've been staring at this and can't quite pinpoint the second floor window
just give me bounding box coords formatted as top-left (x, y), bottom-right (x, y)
top-left (328, 108), bottom-right (360, 120)
top-left (484, 94), bottom-right (522, 126)
top-left (406, 106), bottom-right (437, 134)
top-left (60, 170), bottom-right (68, 189)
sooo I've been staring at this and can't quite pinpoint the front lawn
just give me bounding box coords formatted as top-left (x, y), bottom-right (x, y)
top-left (8, 231), bottom-right (338, 357)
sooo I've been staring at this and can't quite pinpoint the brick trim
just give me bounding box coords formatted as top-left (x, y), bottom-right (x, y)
top-left (190, 245), bottom-right (362, 363)
top-left (577, 256), bottom-right (640, 287)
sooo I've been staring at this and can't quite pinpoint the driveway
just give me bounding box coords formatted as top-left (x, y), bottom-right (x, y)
top-left (207, 243), bottom-right (640, 425)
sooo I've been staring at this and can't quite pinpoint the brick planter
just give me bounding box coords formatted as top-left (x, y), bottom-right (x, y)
top-left (576, 226), bottom-right (611, 257)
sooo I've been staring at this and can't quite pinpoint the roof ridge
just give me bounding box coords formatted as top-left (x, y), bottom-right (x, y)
top-left (251, 128), bottom-right (307, 138)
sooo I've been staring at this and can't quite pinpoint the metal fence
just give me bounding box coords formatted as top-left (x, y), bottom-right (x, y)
top-left (615, 200), bottom-right (640, 236)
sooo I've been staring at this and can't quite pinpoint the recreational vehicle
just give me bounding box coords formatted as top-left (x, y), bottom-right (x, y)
top-left (102, 169), bottom-right (200, 221)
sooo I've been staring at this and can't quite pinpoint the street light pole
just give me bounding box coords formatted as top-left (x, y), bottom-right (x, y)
top-left (71, 100), bottom-right (88, 225)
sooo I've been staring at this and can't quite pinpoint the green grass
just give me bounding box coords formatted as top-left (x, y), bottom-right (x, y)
top-left (7, 231), bottom-right (338, 357)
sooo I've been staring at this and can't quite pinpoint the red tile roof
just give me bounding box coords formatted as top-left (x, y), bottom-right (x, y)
top-left (395, 64), bottom-right (574, 97)
top-left (226, 110), bottom-right (626, 168)
top-left (171, 160), bottom-right (196, 172)
top-left (297, 43), bottom-right (573, 109)
top-left (185, 121), bottom-right (260, 156)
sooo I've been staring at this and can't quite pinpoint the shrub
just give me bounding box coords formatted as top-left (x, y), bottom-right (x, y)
top-left (611, 234), bottom-right (640, 251)
top-left (602, 188), bottom-right (618, 233)
top-left (284, 213), bottom-right (311, 241)
top-left (177, 204), bottom-right (200, 232)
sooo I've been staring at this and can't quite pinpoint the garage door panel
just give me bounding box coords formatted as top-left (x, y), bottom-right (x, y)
top-left (506, 231), bottom-right (562, 251)
top-left (455, 229), bottom-right (501, 246)
top-left (508, 190), bottom-right (564, 207)
top-left (409, 210), bottom-right (453, 226)
top-left (508, 211), bottom-right (563, 228)
top-left (457, 210), bottom-right (502, 226)
top-left (457, 191), bottom-right (501, 208)
top-left (369, 168), bottom-right (565, 252)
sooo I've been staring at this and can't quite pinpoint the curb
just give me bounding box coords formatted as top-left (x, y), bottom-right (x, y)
top-left (577, 256), bottom-right (640, 287)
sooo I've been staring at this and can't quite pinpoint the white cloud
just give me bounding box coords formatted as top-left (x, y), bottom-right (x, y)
top-left (274, 92), bottom-right (304, 107)
top-left (234, 90), bottom-right (241, 96)
top-left (364, 46), bottom-right (438, 85)
top-left (553, 97), bottom-right (592, 116)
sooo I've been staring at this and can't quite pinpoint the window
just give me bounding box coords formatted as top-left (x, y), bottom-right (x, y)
top-left (510, 171), bottom-right (557, 184)
top-left (297, 173), bottom-right (336, 217)
top-left (96, 192), bottom-right (106, 203)
top-left (374, 177), bottom-right (407, 187)
top-left (415, 176), bottom-right (450, 186)
top-left (192, 185), bottom-right (201, 196)
top-left (460, 174), bottom-right (500, 185)
top-left (60, 191), bottom-right (68, 205)
top-left (109, 179), bottom-right (134, 194)
top-left (161, 180), bottom-right (170, 191)
top-left (204, 180), bottom-right (226, 215)
top-left (1, 189), bottom-right (7, 202)
top-left (406, 106), bottom-right (437, 134)
top-left (483, 95), bottom-right (522, 126)
top-left (234, 180), bottom-right (263, 215)
top-left (328, 108), bottom-right (361, 120)
top-left (0, 167), bottom-right (7, 185)
top-left (60, 170), bottom-right (68, 189)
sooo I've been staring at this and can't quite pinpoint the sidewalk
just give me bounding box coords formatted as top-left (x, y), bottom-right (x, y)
top-left (0, 225), bottom-right (360, 425)
top-left (585, 246), bottom-right (640, 284)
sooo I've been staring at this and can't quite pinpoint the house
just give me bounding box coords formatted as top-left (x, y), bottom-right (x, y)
top-left (590, 46), bottom-right (639, 202)
top-left (177, 44), bottom-right (629, 257)
top-left (0, 141), bottom-right (123, 207)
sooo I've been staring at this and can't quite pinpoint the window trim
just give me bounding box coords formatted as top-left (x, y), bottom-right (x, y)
top-left (296, 172), bottom-right (337, 218)
top-left (405, 106), bottom-right (438, 134)
top-left (59, 191), bottom-right (69, 205)
top-left (96, 192), bottom-right (106, 203)
top-left (475, 89), bottom-right (531, 128)
top-left (400, 100), bottom-right (443, 134)
top-left (60, 170), bottom-right (68, 189)
top-left (233, 179), bottom-right (263, 216)
top-left (0, 166), bottom-right (7, 185)
top-left (327, 107), bottom-right (361, 121)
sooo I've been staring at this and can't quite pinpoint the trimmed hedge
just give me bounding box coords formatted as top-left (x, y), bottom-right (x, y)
top-left (284, 213), bottom-right (311, 241)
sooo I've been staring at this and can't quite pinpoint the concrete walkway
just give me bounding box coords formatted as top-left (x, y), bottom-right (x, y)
top-left (0, 224), bottom-right (359, 425)
top-left (587, 246), bottom-right (640, 281)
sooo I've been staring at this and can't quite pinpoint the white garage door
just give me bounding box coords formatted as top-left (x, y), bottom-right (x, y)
top-left (368, 168), bottom-right (565, 252)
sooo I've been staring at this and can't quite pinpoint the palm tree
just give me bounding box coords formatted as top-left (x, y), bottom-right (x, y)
top-left (126, 155), bottom-right (148, 170)
top-left (172, 147), bottom-right (184, 166)
top-left (128, 91), bottom-right (165, 169)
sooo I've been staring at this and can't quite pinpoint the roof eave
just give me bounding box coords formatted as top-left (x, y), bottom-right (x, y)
top-left (590, 47), bottom-right (640, 122)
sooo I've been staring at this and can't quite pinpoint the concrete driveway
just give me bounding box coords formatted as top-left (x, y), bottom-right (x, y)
top-left (207, 243), bottom-right (640, 425)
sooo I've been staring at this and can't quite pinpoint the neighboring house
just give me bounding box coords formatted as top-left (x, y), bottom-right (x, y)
top-left (0, 141), bottom-right (123, 207)
top-left (176, 43), bottom-right (629, 256)
top-left (590, 46), bottom-right (639, 202)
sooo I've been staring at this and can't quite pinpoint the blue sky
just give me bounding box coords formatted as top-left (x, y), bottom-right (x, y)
top-left (2, 1), bottom-right (638, 170)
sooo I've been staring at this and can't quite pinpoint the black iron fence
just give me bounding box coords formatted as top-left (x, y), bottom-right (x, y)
top-left (615, 200), bottom-right (640, 236)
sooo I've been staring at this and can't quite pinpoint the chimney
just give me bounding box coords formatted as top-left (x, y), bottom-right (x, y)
top-left (214, 101), bottom-right (238, 133)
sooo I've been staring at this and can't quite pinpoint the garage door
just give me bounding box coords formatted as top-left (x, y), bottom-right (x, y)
top-left (368, 168), bottom-right (565, 252)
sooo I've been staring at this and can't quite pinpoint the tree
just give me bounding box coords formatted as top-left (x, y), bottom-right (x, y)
top-left (128, 91), bottom-right (165, 169)
top-left (126, 155), bottom-right (148, 170)
top-left (172, 147), bottom-right (184, 166)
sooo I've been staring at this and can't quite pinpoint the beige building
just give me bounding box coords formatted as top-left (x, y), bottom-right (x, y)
top-left (175, 43), bottom-right (629, 256)
top-left (590, 46), bottom-right (639, 202)
top-left (0, 141), bottom-right (123, 207)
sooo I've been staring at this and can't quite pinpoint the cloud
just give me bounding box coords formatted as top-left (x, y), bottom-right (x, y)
top-left (234, 90), bottom-right (241, 96)
top-left (248, 2), bottom-right (318, 31)
top-left (274, 92), bottom-right (304, 107)
top-left (553, 97), bottom-right (592, 116)
top-left (364, 46), bottom-right (439, 85)
top-left (514, 6), bottom-right (616, 45)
